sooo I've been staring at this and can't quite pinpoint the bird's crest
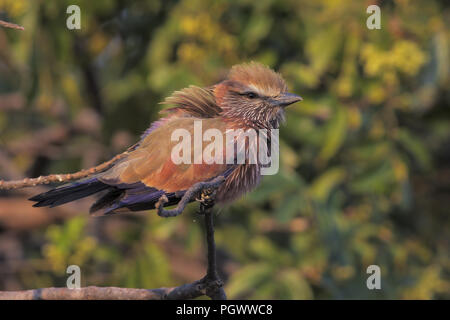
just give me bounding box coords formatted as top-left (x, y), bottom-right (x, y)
top-left (227, 62), bottom-right (288, 96)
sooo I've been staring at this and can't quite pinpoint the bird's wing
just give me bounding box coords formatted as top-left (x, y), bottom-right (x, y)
top-left (100, 117), bottom-right (231, 193)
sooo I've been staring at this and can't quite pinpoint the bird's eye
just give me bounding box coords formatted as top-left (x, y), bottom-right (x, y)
top-left (246, 92), bottom-right (257, 99)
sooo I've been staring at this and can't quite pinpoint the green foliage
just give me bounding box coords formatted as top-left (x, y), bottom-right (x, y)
top-left (0, 0), bottom-right (449, 299)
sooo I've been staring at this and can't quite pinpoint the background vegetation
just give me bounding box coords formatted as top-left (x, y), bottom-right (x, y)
top-left (0, 0), bottom-right (448, 299)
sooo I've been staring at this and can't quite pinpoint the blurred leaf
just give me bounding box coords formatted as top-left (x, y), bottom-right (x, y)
top-left (308, 167), bottom-right (346, 202)
top-left (318, 104), bottom-right (347, 164)
top-left (226, 263), bottom-right (273, 298)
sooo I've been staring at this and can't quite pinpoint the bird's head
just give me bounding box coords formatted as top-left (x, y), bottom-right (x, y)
top-left (214, 62), bottom-right (302, 128)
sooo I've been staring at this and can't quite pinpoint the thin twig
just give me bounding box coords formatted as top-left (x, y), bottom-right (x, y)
top-left (201, 203), bottom-right (227, 300)
top-left (0, 20), bottom-right (24, 30)
top-left (0, 145), bottom-right (137, 190)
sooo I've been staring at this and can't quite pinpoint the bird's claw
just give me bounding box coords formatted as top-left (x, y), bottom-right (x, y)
top-left (196, 187), bottom-right (216, 210)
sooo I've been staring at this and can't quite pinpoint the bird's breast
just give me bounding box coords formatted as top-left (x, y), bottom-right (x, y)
top-left (216, 164), bottom-right (261, 203)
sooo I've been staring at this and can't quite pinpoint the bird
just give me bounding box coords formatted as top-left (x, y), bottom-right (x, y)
top-left (29, 62), bottom-right (302, 215)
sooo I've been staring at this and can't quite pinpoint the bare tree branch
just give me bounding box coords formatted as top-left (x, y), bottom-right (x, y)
top-left (0, 20), bottom-right (24, 31)
top-left (201, 202), bottom-right (227, 300)
top-left (0, 278), bottom-right (221, 300)
top-left (0, 146), bottom-right (137, 190)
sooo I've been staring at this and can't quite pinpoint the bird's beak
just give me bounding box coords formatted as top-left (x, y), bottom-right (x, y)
top-left (272, 93), bottom-right (303, 107)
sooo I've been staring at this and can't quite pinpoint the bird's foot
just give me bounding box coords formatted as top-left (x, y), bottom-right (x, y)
top-left (196, 187), bottom-right (216, 211)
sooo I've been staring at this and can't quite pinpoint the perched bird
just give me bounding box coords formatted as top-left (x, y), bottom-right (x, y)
top-left (29, 62), bottom-right (302, 215)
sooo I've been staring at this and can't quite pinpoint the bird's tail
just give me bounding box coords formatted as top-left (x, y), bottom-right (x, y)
top-left (29, 177), bottom-right (111, 208)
